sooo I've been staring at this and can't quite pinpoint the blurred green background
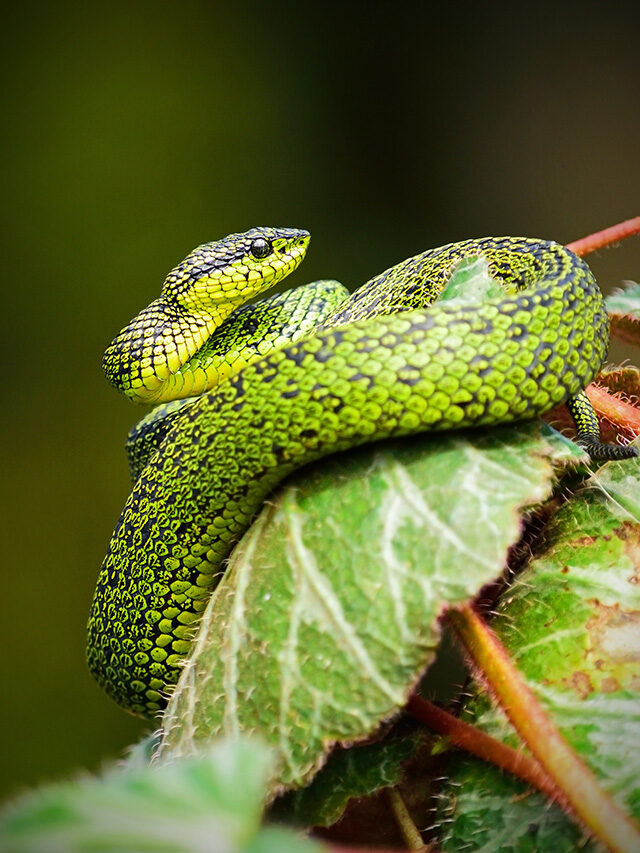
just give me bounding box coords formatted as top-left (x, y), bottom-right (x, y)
top-left (1, 0), bottom-right (639, 799)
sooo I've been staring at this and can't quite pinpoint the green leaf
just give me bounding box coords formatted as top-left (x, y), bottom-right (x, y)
top-left (271, 728), bottom-right (427, 828)
top-left (158, 422), bottom-right (584, 793)
top-left (244, 826), bottom-right (324, 853)
top-left (438, 760), bottom-right (589, 852)
top-left (0, 738), bottom-right (321, 853)
top-left (438, 256), bottom-right (507, 304)
top-left (438, 451), bottom-right (640, 850)
top-left (606, 280), bottom-right (640, 315)
top-left (606, 281), bottom-right (640, 347)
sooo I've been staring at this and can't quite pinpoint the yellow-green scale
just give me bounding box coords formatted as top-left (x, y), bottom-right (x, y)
top-left (88, 235), bottom-right (630, 716)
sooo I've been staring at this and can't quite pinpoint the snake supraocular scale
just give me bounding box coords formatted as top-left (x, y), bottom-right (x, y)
top-left (89, 226), bottom-right (637, 717)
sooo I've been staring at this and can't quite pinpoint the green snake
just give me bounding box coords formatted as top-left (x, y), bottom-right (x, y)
top-left (89, 227), bottom-right (636, 717)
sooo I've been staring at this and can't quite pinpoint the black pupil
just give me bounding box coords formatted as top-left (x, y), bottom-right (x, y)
top-left (251, 238), bottom-right (271, 259)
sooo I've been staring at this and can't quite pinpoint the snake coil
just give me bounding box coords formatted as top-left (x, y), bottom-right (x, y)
top-left (89, 227), bottom-right (636, 717)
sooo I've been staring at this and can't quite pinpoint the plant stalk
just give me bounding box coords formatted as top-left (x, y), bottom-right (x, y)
top-left (405, 694), bottom-right (565, 807)
top-left (566, 216), bottom-right (640, 256)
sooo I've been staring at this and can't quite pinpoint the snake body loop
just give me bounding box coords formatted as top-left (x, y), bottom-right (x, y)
top-left (89, 229), bottom-right (636, 717)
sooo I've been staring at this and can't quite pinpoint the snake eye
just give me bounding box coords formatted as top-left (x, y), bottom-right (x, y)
top-left (250, 237), bottom-right (272, 260)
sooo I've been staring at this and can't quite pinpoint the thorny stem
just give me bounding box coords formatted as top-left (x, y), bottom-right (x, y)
top-left (447, 603), bottom-right (640, 853)
top-left (405, 694), bottom-right (565, 807)
top-left (609, 315), bottom-right (640, 348)
top-left (565, 216), bottom-right (640, 256)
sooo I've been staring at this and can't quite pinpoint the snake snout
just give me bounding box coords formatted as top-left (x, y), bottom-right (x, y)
top-left (273, 228), bottom-right (310, 253)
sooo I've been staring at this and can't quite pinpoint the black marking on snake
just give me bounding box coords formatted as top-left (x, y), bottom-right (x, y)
top-left (397, 372), bottom-right (423, 387)
top-left (258, 371), bottom-right (278, 383)
top-left (286, 347), bottom-right (309, 368)
top-left (313, 347), bottom-right (334, 363)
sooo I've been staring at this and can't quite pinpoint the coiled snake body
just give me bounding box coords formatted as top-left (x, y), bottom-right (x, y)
top-left (89, 227), bottom-right (636, 717)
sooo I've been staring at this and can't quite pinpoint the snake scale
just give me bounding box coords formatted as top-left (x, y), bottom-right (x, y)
top-left (89, 227), bottom-right (636, 717)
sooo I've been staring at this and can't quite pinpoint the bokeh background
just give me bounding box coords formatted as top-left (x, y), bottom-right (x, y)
top-left (1, 0), bottom-right (639, 799)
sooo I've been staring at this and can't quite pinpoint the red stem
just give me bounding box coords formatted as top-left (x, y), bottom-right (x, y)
top-left (405, 693), bottom-right (565, 806)
top-left (565, 216), bottom-right (640, 256)
top-left (447, 604), bottom-right (640, 853)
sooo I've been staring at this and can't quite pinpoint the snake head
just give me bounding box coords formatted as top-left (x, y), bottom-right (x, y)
top-left (103, 227), bottom-right (310, 403)
top-left (162, 226), bottom-right (310, 312)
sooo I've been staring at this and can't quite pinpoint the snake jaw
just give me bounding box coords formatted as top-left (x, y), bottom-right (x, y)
top-left (103, 227), bottom-right (310, 404)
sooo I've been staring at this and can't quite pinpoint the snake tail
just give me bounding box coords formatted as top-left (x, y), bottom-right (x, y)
top-left (567, 391), bottom-right (637, 460)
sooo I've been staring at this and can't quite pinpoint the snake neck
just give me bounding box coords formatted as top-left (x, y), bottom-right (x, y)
top-left (102, 297), bottom-right (229, 404)
top-left (102, 229), bottom-right (311, 406)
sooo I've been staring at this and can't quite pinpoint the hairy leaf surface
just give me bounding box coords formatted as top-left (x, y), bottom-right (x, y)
top-left (438, 451), bottom-right (640, 850)
top-left (158, 424), bottom-right (583, 794)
